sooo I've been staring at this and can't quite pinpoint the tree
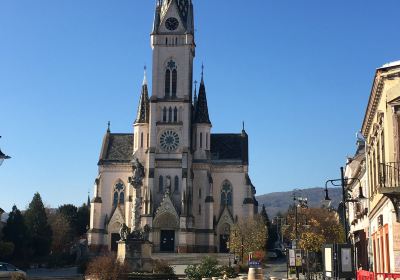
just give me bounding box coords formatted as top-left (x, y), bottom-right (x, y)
top-left (76, 204), bottom-right (90, 236)
top-left (58, 204), bottom-right (78, 235)
top-left (282, 207), bottom-right (345, 252)
top-left (261, 205), bottom-right (278, 249)
top-left (24, 193), bottom-right (53, 257)
top-left (229, 215), bottom-right (267, 262)
top-left (48, 212), bottom-right (73, 253)
top-left (2, 205), bottom-right (29, 259)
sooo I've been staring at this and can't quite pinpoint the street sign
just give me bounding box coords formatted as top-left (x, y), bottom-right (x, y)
top-left (289, 249), bottom-right (296, 266)
top-left (295, 251), bottom-right (302, 267)
top-left (248, 260), bottom-right (261, 268)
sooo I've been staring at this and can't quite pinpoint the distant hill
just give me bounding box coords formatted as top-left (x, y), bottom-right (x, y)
top-left (256, 187), bottom-right (342, 218)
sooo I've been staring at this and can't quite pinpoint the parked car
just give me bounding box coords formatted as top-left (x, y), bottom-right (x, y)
top-left (266, 250), bottom-right (278, 260)
top-left (0, 262), bottom-right (27, 279)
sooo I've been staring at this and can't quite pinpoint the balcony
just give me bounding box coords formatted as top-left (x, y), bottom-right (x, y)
top-left (378, 162), bottom-right (400, 222)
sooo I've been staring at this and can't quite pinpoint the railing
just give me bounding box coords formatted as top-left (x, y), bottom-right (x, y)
top-left (376, 273), bottom-right (400, 280)
top-left (379, 162), bottom-right (400, 188)
top-left (357, 271), bottom-right (400, 280)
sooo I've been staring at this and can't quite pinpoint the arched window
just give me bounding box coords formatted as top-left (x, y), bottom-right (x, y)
top-left (159, 176), bottom-right (164, 193)
top-left (221, 181), bottom-right (233, 207)
top-left (172, 69), bottom-right (177, 97)
top-left (119, 192), bottom-right (125, 204)
top-left (165, 69), bottom-right (171, 97)
top-left (113, 182), bottom-right (125, 206)
top-left (168, 107), bottom-right (172, 122)
top-left (174, 176), bottom-right (179, 192)
top-left (174, 107), bottom-right (178, 122)
top-left (163, 107), bottom-right (167, 122)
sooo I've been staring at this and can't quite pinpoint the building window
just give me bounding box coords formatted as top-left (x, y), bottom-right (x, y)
top-left (113, 182), bottom-right (125, 206)
top-left (221, 181), bottom-right (232, 207)
top-left (206, 133), bottom-right (208, 149)
top-left (200, 133), bottom-right (203, 149)
top-left (141, 133), bottom-right (144, 148)
top-left (165, 69), bottom-right (171, 97)
top-left (198, 204), bottom-right (201, 215)
top-left (174, 107), bottom-right (178, 122)
top-left (163, 107), bottom-right (167, 122)
top-left (199, 188), bottom-right (202, 198)
top-left (169, 107), bottom-right (172, 122)
top-left (159, 176), bottom-right (164, 193)
top-left (172, 69), bottom-right (177, 97)
top-left (174, 176), bottom-right (179, 192)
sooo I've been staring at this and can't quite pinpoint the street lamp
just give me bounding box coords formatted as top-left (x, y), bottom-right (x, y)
top-left (324, 167), bottom-right (367, 243)
top-left (0, 136), bottom-right (11, 166)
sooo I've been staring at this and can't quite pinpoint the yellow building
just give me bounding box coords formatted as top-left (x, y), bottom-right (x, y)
top-left (361, 61), bottom-right (400, 273)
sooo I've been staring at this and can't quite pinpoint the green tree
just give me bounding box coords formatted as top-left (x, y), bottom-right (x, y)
top-left (260, 205), bottom-right (278, 249)
top-left (76, 204), bottom-right (90, 236)
top-left (25, 193), bottom-right (53, 257)
top-left (2, 205), bottom-right (29, 259)
top-left (229, 215), bottom-right (268, 262)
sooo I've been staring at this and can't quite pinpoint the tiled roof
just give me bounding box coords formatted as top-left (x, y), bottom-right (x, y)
top-left (98, 133), bottom-right (133, 165)
top-left (210, 133), bottom-right (248, 164)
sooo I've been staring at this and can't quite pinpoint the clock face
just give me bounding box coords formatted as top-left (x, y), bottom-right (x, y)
top-left (160, 130), bottom-right (180, 152)
top-left (165, 17), bottom-right (179, 31)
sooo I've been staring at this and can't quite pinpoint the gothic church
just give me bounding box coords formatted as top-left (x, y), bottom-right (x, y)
top-left (88, 0), bottom-right (258, 254)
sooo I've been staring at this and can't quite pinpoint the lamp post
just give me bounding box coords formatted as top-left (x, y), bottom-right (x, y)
top-left (0, 136), bottom-right (11, 167)
top-left (324, 168), bottom-right (367, 243)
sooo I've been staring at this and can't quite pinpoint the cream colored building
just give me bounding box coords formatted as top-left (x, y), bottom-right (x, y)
top-left (361, 61), bottom-right (400, 273)
top-left (88, 0), bottom-right (258, 254)
top-left (344, 142), bottom-right (369, 270)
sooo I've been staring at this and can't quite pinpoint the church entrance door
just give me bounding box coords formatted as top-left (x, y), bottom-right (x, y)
top-left (160, 230), bottom-right (175, 252)
top-left (219, 234), bottom-right (229, 253)
top-left (111, 233), bottom-right (120, 252)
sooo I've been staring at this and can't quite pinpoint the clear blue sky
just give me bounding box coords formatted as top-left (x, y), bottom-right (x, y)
top-left (1, 0), bottom-right (399, 212)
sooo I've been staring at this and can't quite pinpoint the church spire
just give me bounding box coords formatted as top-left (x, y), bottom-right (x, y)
top-left (194, 65), bottom-right (211, 124)
top-left (135, 67), bottom-right (150, 124)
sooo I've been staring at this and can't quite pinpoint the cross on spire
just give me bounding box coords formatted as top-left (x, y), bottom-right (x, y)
top-left (143, 65), bottom-right (147, 85)
top-left (107, 121), bottom-right (111, 133)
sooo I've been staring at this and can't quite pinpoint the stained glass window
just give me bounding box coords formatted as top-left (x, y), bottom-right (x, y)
top-left (221, 181), bottom-right (232, 206)
top-left (159, 176), bottom-right (164, 193)
top-left (174, 176), bottom-right (179, 192)
top-left (113, 182), bottom-right (125, 206)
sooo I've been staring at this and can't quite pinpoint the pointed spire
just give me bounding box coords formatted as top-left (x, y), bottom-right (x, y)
top-left (193, 80), bottom-right (198, 106)
top-left (107, 121), bottom-right (111, 133)
top-left (87, 191), bottom-right (91, 207)
top-left (135, 67), bottom-right (150, 124)
top-left (194, 65), bottom-right (211, 124)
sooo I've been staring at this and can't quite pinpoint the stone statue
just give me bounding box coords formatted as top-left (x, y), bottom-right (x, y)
top-left (120, 223), bottom-right (129, 241)
top-left (130, 157), bottom-right (145, 189)
top-left (143, 224), bottom-right (151, 241)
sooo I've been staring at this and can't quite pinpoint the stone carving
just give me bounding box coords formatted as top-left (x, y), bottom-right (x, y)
top-left (119, 223), bottom-right (129, 241)
top-left (130, 157), bottom-right (145, 189)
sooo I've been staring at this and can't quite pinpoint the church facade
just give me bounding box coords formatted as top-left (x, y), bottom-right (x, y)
top-left (88, 0), bottom-right (258, 254)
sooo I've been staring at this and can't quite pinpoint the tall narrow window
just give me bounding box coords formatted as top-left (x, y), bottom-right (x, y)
top-left (140, 133), bottom-right (144, 148)
top-left (221, 181), bottom-right (233, 207)
top-left (165, 69), bottom-right (171, 97)
top-left (113, 192), bottom-right (118, 206)
top-left (147, 133), bottom-right (149, 148)
top-left (174, 107), bottom-right (178, 122)
top-left (165, 37), bottom-right (168, 45)
top-left (174, 176), bottom-right (179, 192)
top-left (113, 182), bottom-right (125, 206)
top-left (199, 188), bottom-right (202, 198)
top-left (175, 37), bottom-right (178, 45)
top-left (206, 133), bottom-right (208, 149)
top-left (163, 107), bottom-right (167, 122)
top-left (200, 133), bottom-right (203, 149)
top-left (172, 69), bottom-right (177, 97)
top-left (198, 204), bottom-right (201, 215)
top-left (119, 192), bottom-right (124, 204)
top-left (159, 176), bottom-right (164, 193)
top-left (169, 107), bottom-right (172, 122)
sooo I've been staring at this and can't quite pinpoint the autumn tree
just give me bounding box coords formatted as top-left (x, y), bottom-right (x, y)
top-left (48, 212), bottom-right (73, 253)
top-left (229, 215), bottom-right (267, 262)
top-left (283, 207), bottom-right (345, 252)
top-left (25, 192), bottom-right (53, 257)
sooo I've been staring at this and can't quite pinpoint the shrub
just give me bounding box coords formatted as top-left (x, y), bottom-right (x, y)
top-left (0, 241), bottom-right (15, 260)
top-left (85, 254), bottom-right (130, 280)
top-left (11, 273), bottom-right (27, 280)
top-left (185, 256), bottom-right (222, 280)
top-left (153, 259), bottom-right (175, 275)
top-left (220, 265), bottom-right (238, 278)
